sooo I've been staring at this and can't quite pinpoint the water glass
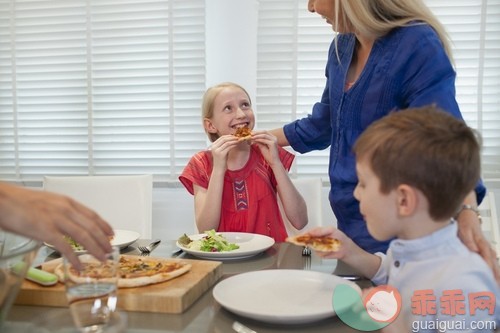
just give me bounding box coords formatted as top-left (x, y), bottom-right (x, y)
top-left (0, 231), bottom-right (40, 329)
top-left (63, 246), bottom-right (120, 333)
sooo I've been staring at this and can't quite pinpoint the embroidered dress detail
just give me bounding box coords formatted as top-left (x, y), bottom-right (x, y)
top-left (233, 179), bottom-right (249, 211)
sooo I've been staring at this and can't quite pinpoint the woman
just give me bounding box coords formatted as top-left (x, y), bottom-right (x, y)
top-left (271, 0), bottom-right (498, 276)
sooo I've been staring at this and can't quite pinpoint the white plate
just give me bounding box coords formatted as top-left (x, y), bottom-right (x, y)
top-left (213, 269), bottom-right (361, 324)
top-left (176, 232), bottom-right (275, 260)
top-left (44, 229), bottom-right (140, 253)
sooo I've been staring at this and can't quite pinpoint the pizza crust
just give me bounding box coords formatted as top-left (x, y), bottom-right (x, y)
top-left (286, 234), bottom-right (341, 252)
top-left (54, 255), bottom-right (192, 288)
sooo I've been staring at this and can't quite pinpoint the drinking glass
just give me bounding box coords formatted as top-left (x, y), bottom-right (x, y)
top-left (63, 246), bottom-right (120, 333)
top-left (0, 231), bottom-right (40, 328)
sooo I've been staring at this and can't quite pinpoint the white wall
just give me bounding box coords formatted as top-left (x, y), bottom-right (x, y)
top-left (205, 0), bottom-right (258, 97)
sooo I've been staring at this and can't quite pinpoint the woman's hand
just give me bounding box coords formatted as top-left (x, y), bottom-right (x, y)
top-left (457, 210), bottom-right (500, 285)
top-left (0, 183), bottom-right (114, 269)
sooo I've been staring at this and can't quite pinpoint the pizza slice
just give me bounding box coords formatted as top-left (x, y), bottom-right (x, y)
top-left (286, 234), bottom-right (341, 252)
top-left (233, 126), bottom-right (252, 141)
top-left (54, 255), bottom-right (191, 288)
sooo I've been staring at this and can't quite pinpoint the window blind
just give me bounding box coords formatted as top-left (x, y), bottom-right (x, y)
top-left (0, 0), bottom-right (206, 182)
top-left (256, 0), bottom-right (500, 180)
top-left (0, 0), bottom-right (498, 184)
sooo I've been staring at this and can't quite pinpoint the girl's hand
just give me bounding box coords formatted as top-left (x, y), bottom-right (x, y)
top-left (251, 130), bottom-right (280, 166)
top-left (209, 135), bottom-right (240, 170)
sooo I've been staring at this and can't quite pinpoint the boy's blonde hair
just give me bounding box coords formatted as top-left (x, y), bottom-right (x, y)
top-left (353, 105), bottom-right (481, 220)
top-left (334, 0), bottom-right (453, 64)
top-left (201, 82), bottom-right (252, 143)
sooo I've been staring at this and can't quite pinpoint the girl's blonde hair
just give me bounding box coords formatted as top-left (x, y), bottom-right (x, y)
top-left (334, 0), bottom-right (453, 64)
top-left (201, 82), bottom-right (252, 142)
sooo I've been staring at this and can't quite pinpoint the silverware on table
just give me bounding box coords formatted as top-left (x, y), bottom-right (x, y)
top-left (138, 239), bottom-right (161, 255)
top-left (232, 321), bottom-right (257, 333)
top-left (337, 274), bottom-right (363, 281)
top-left (301, 246), bottom-right (311, 256)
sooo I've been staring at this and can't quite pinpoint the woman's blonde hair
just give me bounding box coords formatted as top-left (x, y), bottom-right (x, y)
top-left (335, 0), bottom-right (453, 63)
top-left (201, 82), bottom-right (252, 142)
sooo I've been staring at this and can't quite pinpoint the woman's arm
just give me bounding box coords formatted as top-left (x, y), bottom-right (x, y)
top-left (269, 127), bottom-right (290, 147)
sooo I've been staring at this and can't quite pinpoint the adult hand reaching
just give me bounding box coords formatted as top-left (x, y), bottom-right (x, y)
top-left (0, 182), bottom-right (114, 269)
top-left (456, 210), bottom-right (500, 285)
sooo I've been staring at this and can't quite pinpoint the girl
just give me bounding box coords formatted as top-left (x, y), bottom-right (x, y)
top-left (179, 82), bottom-right (307, 241)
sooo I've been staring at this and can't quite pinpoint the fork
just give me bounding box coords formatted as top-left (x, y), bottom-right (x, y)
top-left (302, 246), bottom-right (311, 256)
top-left (138, 239), bottom-right (161, 255)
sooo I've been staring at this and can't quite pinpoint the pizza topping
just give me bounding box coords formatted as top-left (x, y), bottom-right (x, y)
top-left (119, 257), bottom-right (185, 279)
top-left (295, 235), bottom-right (336, 246)
top-left (54, 255), bottom-right (192, 288)
top-left (234, 126), bottom-right (252, 140)
top-left (286, 234), bottom-right (341, 252)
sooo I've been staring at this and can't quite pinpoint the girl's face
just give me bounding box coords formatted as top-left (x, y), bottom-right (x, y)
top-left (205, 86), bottom-right (255, 137)
top-left (353, 159), bottom-right (401, 241)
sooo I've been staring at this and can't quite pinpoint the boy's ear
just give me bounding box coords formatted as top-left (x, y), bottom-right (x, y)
top-left (204, 118), bottom-right (218, 134)
top-left (396, 184), bottom-right (417, 217)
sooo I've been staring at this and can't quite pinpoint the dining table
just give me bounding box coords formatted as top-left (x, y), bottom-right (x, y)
top-left (4, 238), bottom-right (379, 333)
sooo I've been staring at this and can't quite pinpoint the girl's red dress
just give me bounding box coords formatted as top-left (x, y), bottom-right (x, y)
top-left (179, 144), bottom-right (294, 241)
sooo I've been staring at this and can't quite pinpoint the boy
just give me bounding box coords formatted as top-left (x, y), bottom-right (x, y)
top-left (309, 106), bottom-right (499, 332)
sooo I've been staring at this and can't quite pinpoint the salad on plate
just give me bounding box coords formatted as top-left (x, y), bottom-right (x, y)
top-left (178, 229), bottom-right (240, 252)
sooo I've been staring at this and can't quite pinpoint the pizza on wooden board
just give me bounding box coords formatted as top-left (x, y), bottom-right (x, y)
top-left (286, 234), bottom-right (341, 252)
top-left (234, 126), bottom-right (252, 141)
top-left (54, 255), bottom-right (191, 288)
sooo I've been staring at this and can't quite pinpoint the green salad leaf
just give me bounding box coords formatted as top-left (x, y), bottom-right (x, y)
top-left (63, 236), bottom-right (85, 251)
top-left (180, 229), bottom-right (240, 252)
top-left (177, 233), bottom-right (192, 247)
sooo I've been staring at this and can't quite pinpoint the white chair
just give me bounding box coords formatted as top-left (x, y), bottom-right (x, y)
top-left (279, 178), bottom-right (324, 236)
top-left (479, 192), bottom-right (500, 262)
top-left (43, 175), bottom-right (153, 238)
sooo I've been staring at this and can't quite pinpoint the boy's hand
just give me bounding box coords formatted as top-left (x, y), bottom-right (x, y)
top-left (307, 226), bottom-right (352, 260)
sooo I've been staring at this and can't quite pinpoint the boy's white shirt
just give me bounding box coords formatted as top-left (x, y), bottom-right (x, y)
top-left (371, 221), bottom-right (500, 332)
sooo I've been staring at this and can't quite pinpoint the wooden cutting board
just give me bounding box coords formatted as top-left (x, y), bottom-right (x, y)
top-left (15, 257), bottom-right (222, 314)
